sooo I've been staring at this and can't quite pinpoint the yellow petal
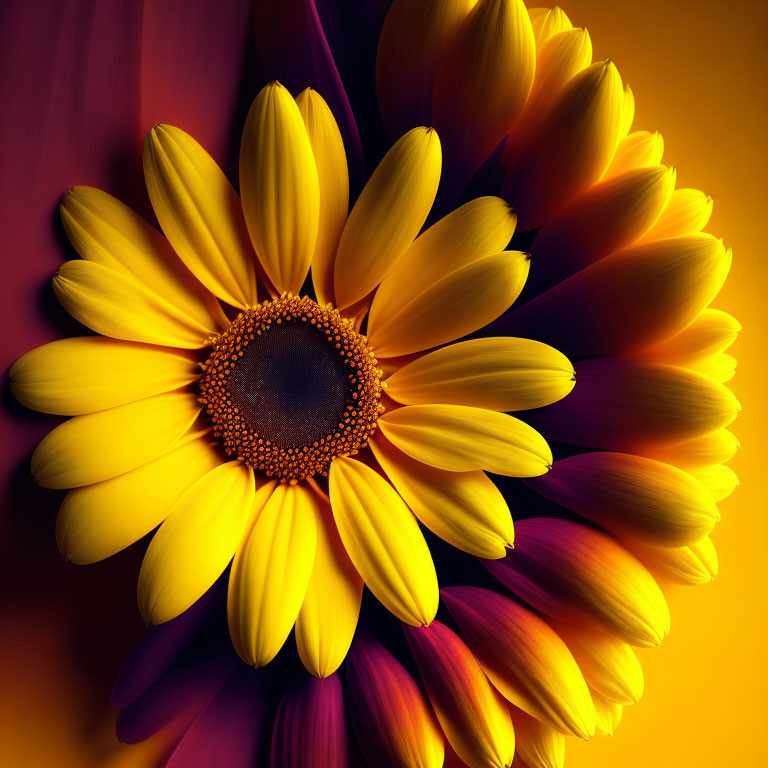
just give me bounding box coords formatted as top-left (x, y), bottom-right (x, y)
top-left (687, 464), bottom-right (739, 502)
top-left (604, 130), bottom-right (664, 178)
top-left (370, 196), bottom-right (517, 322)
top-left (60, 186), bottom-right (226, 330)
top-left (690, 353), bottom-right (738, 383)
top-left (378, 404), bottom-right (552, 476)
top-left (138, 461), bottom-right (255, 624)
top-left (31, 392), bottom-right (201, 489)
top-left (53, 260), bottom-right (213, 348)
top-left (384, 337), bottom-right (575, 411)
top-left (228, 483), bottom-right (317, 667)
top-left (376, 0), bottom-right (476, 138)
top-left (240, 83), bottom-right (320, 295)
top-left (329, 457), bottom-right (438, 626)
top-left (620, 85), bottom-right (635, 138)
top-left (510, 708), bottom-right (565, 768)
top-left (639, 308), bottom-right (741, 363)
top-left (432, 0), bottom-right (536, 187)
top-left (503, 60), bottom-right (626, 228)
top-left (638, 428), bottom-right (740, 467)
top-left (368, 251), bottom-right (529, 357)
top-left (552, 623), bottom-right (644, 705)
top-left (625, 536), bottom-right (718, 586)
top-left (370, 433), bottom-right (514, 559)
top-left (334, 127), bottom-right (441, 308)
top-left (295, 88), bottom-right (349, 306)
top-left (10, 337), bottom-right (198, 415)
top-left (295, 497), bottom-right (363, 677)
top-left (592, 693), bottom-right (623, 736)
top-left (143, 125), bottom-right (257, 307)
top-left (56, 437), bottom-right (222, 564)
top-left (641, 188), bottom-right (713, 241)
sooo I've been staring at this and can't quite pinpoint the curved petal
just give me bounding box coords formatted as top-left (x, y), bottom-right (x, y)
top-left (53, 260), bottom-right (214, 348)
top-left (490, 234), bottom-right (732, 357)
top-left (346, 635), bottom-right (444, 768)
top-left (384, 337), bottom-right (575, 411)
top-left (624, 536), bottom-right (718, 586)
top-left (526, 453), bottom-right (719, 547)
top-left (228, 483), bottom-right (317, 667)
top-left (687, 464), bottom-right (739, 502)
top-left (240, 83), bottom-right (320, 295)
top-left (484, 518), bottom-right (670, 647)
top-left (143, 124), bottom-right (257, 307)
top-left (592, 693), bottom-right (623, 736)
top-left (378, 404), bottom-right (552, 476)
top-left (638, 428), bottom-right (740, 467)
top-left (56, 437), bottom-right (222, 564)
top-left (296, 88), bottom-right (349, 306)
top-left (333, 127), bottom-right (441, 309)
top-left (370, 433), bottom-right (514, 559)
top-left (370, 196), bottom-right (517, 323)
top-left (442, 587), bottom-right (596, 739)
top-left (295, 498), bottom-right (363, 678)
top-left (369, 251), bottom-right (529, 358)
top-left (641, 187), bottom-right (713, 241)
top-left (9, 337), bottom-right (198, 416)
top-left (604, 130), bottom-right (664, 177)
top-left (510, 708), bottom-right (565, 768)
top-left (404, 621), bottom-right (515, 768)
top-left (529, 7), bottom-right (572, 44)
top-left (376, 0), bottom-right (474, 138)
top-left (433, 0), bottom-right (536, 191)
top-left (60, 186), bottom-right (226, 330)
top-left (329, 457), bottom-right (438, 626)
top-left (31, 392), bottom-right (201, 489)
top-left (138, 461), bottom-right (256, 624)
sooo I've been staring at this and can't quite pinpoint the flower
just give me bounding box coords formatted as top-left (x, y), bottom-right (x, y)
top-left (11, 1), bottom-right (740, 766)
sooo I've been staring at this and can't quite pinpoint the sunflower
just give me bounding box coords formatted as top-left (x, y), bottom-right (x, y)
top-left (12, 1), bottom-right (740, 767)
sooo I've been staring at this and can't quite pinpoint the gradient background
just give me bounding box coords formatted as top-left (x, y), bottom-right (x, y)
top-left (1, 1), bottom-right (765, 766)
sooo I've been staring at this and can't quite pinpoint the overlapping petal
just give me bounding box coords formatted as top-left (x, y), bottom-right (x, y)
top-left (687, 464), bottom-right (739, 502)
top-left (509, 708), bottom-right (565, 768)
top-left (604, 130), bottom-right (664, 177)
top-left (641, 188), bottom-right (713, 241)
top-left (624, 536), bottom-right (718, 586)
top-left (639, 428), bottom-right (739, 467)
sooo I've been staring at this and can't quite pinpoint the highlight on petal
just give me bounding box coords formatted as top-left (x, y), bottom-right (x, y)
top-left (526, 452), bottom-right (719, 547)
top-left (690, 353), bottom-right (738, 384)
top-left (240, 82), bottom-right (320, 295)
top-left (138, 461), bottom-right (256, 624)
top-left (638, 308), bottom-right (741, 364)
top-left (525, 359), bottom-right (740, 452)
top-left (604, 130), bottom-right (664, 178)
top-left (31, 392), bottom-right (201, 489)
top-left (529, 165), bottom-right (675, 292)
top-left (346, 635), bottom-right (444, 768)
top-left (295, 497), bottom-right (363, 678)
top-left (492, 234), bottom-right (732, 357)
top-left (228, 483), bottom-right (317, 667)
top-left (503, 60), bottom-right (627, 228)
top-left (370, 433), bottom-right (514, 559)
top-left (10, 337), bottom-right (198, 415)
top-left (56, 436), bottom-right (222, 564)
top-left (442, 587), bottom-right (595, 739)
top-left (432, 0), bottom-right (536, 190)
top-left (329, 457), bottom-right (438, 626)
top-left (624, 536), bottom-right (718, 586)
top-left (143, 124), bottom-right (257, 308)
top-left (378, 404), bottom-right (552, 476)
top-left (404, 621), bottom-right (515, 768)
top-left (485, 518), bottom-right (671, 647)
top-left (271, 674), bottom-right (350, 768)
top-left (368, 250), bottom-right (529, 357)
top-left (60, 186), bottom-right (226, 330)
top-left (53, 260), bottom-right (215, 349)
top-left (295, 88), bottom-right (349, 305)
top-left (592, 693), bottom-right (623, 736)
top-left (551, 622), bottom-right (643, 705)
top-left (384, 338), bottom-right (575, 411)
top-left (509, 708), bottom-right (565, 768)
top-left (687, 464), bottom-right (739, 502)
top-left (641, 188), bottom-right (713, 241)
top-left (638, 428), bottom-right (740, 467)
top-left (334, 127), bottom-right (441, 309)
top-left (376, 0), bottom-right (475, 138)
top-left (529, 6), bottom-right (572, 45)
top-left (369, 196), bottom-right (518, 349)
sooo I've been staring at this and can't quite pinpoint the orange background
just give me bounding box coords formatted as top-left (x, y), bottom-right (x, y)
top-left (1, 2), bottom-right (766, 766)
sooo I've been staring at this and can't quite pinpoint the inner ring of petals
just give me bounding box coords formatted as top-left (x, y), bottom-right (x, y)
top-left (200, 295), bottom-right (383, 483)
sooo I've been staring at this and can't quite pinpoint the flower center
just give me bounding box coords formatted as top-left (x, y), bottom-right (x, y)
top-left (199, 295), bottom-right (383, 483)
